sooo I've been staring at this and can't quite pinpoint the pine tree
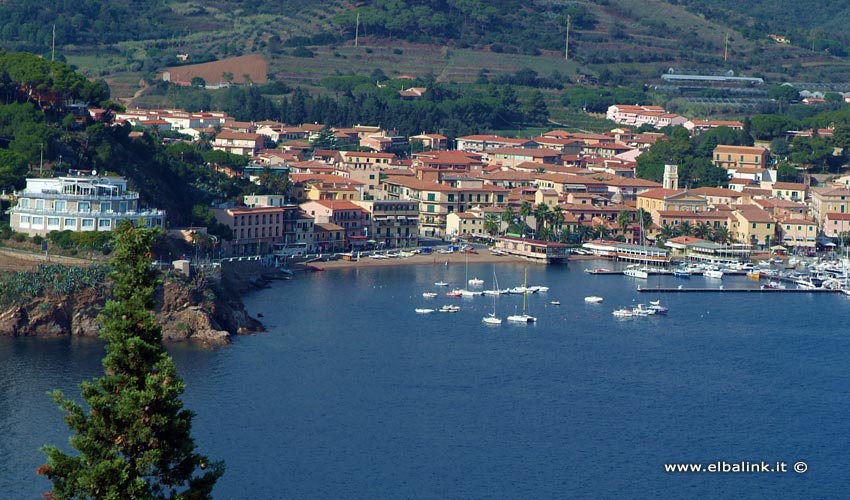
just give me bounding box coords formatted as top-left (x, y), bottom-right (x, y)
top-left (39, 221), bottom-right (224, 499)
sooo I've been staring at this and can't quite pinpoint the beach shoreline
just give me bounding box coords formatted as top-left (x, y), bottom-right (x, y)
top-left (291, 251), bottom-right (599, 270)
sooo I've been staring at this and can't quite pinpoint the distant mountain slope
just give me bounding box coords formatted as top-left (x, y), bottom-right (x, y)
top-left (0, 0), bottom-right (848, 86)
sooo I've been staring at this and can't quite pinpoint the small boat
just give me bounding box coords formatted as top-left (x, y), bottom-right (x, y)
top-left (446, 290), bottom-right (462, 297)
top-left (746, 270), bottom-right (761, 280)
top-left (703, 269), bottom-right (724, 279)
top-left (585, 268), bottom-right (611, 274)
top-left (632, 304), bottom-right (655, 316)
top-left (507, 269), bottom-right (537, 323)
top-left (482, 313), bottom-right (502, 325)
top-left (422, 292), bottom-right (438, 298)
top-left (459, 289), bottom-right (483, 297)
top-left (468, 277), bottom-right (485, 286)
top-left (648, 300), bottom-right (668, 315)
top-left (439, 305), bottom-right (460, 313)
top-left (612, 307), bottom-right (634, 318)
top-left (415, 308), bottom-right (435, 314)
top-left (672, 269), bottom-right (691, 278)
top-left (550, 300), bottom-right (561, 306)
top-left (623, 264), bottom-right (648, 279)
top-left (761, 281), bottom-right (783, 290)
top-left (434, 281), bottom-right (449, 287)
top-left (584, 296), bottom-right (604, 303)
top-left (528, 286), bottom-right (548, 293)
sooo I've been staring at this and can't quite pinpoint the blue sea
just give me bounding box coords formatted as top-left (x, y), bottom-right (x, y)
top-left (1, 260), bottom-right (848, 499)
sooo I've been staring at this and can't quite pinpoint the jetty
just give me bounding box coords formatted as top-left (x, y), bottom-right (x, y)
top-left (637, 287), bottom-right (841, 293)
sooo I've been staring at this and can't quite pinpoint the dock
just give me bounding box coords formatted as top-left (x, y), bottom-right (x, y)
top-left (637, 287), bottom-right (841, 293)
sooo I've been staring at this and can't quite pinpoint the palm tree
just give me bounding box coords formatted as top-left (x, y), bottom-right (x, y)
top-left (483, 214), bottom-right (500, 238)
top-left (533, 203), bottom-right (550, 236)
top-left (519, 201), bottom-right (533, 232)
top-left (636, 208), bottom-right (653, 230)
top-left (678, 221), bottom-right (694, 237)
top-left (616, 210), bottom-right (632, 242)
top-left (694, 222), bottom-right (712, 240)
top-left (713, 225), bottom-right (733, 245)
top-left (550, 205), bottom-right (565, 238)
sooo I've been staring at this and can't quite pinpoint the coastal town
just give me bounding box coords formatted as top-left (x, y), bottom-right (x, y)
top-left (8, 102), bottom-right (850, 275)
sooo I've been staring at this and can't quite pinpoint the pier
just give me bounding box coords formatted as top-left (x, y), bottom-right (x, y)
top-left (637, 287), bottom-right (842, 293)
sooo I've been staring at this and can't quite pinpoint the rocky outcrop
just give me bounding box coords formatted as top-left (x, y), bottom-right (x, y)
top-left (0, 268), bottom-right (264, 347)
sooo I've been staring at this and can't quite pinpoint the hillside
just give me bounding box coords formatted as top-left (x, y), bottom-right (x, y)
top-left (1, 0), bottom-right (848, 102)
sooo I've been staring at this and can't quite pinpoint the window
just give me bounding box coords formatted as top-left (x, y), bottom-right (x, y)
top-left (64, 218), bottom-right (76, 228)
top-left (427, 193), bottom-right (435, 201)
top-left (79, 201), bottom-right (90, 213)
top-left (20, 215), bottom-right (30, 224)
top-left (98, 219), bottom-right (111, 229)
top-left (47, 217), bottom-right (60, 227)
top-left (81, 219), bottom-right (94, 228)
top-left (32, 216), bottom-right (44, 225)
top-left (20, 199), bottom-right (29, 209)
top-left (448, 194), bottom-right (455, 202)
top-left (100, 202), bottom-right (111, 213)
top-left (36, 199), bottom-right (44, 210)
top-left (427, 205), bottom-right (435, 213)
top-left (54, 200), bottom-right (66, 212)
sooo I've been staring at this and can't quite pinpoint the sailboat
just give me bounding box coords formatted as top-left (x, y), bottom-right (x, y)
top-left (623, 215), bottom-right (648, 279)
top-left (458, 253), bottom-right (482, 297)
top-left (483, 267), bottom-right (502, 324)
top-left (507, 269), bottom-right (536, 323)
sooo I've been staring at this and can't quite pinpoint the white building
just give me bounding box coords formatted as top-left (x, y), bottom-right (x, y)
top-left (9, 175), bottom-right (166, 237)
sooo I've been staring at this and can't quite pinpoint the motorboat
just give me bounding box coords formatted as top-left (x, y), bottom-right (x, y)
top-left (612, 307), bottom-right (634, 318)
top-left (703, 269), bottom-right (724, 279)
top-left (415, 308), bottom-right (435, 314)
top-left (550, 301), bottom-right (561, 306)
top-left (446, 290), bottom-right (462, 297)
top-left (439, 305), bottom-right (460, 313)
top-left (434, 281), bottom-right (449, 287)
top-left (632, 304), bottom-right (655, 316)
top-left (422, 292), bottom-right (438, 298)
top-left (648, 300), bottom-right (668, 315)
top-left (623, 264), bottom-right (648, 279)
top-left (584, 296), bottom-right (604, 304)
top-left (468, 277), bottom-right (485, 286)
top-left (671, 269), bottom-right (691, 278)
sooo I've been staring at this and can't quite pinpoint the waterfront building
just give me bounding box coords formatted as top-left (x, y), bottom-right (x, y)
top-left (493, 236), bottom-right (571, 264)
top-left (636, 188), bottom-right (709, 225)
top-left (213, 205), bottom-right (306, 256)
top-left (381, 176), bottom-right (509, 239)
top-left (731, 206), bottom-right (776, 250)
top-left (776, 215), bottom-right (817, 251)
top-left (823, 213), bottom-right (850, 240)
top-left (9, 175), bottom-right (165, 237)
top-left (664, 236), bottom-right (751, 263)
top-left (300, 200), bottom-right (371, 251)
top-left (353, 199), bottom-right (419, 249)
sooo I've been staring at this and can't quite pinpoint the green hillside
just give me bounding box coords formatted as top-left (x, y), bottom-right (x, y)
top-left (1, 0), bottom-right (849, 102)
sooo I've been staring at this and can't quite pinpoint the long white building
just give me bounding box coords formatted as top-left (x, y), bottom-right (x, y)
top-left (9, 175), bottom-right (166, 237)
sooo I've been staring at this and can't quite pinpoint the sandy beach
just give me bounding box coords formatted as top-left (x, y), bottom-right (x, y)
top-left (294, 249), bottom-right (598, 270)
top-left (303, 250), bottom-right (525, 270)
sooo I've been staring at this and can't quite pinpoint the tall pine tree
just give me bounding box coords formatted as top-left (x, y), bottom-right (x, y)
top-left (39, 221), bottom-right (224, 499)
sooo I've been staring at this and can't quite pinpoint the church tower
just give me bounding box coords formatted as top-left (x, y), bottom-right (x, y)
top-left (663, 164), bottom-right (679, 190)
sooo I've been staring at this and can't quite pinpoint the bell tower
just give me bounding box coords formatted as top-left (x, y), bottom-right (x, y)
top-left (663, 164), bottom-right (679, 190)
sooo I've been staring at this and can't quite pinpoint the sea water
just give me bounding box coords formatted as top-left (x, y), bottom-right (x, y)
top-left (1, 260), bottom-right (847, 499)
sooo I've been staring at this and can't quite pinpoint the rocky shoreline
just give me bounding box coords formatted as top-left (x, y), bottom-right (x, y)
top-left (0, 263), bottom-right (268, 347)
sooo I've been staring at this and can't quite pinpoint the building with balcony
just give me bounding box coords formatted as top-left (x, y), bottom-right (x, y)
top-left (354, 200), bottom-right (419, 249)
top-left (9, 175), bottom-right (165, 237)
top-left (213, 205), bottom-right (305, 256)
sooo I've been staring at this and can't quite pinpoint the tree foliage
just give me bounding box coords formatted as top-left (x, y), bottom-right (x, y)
top-left (40, 221), bottom-right (224, 499)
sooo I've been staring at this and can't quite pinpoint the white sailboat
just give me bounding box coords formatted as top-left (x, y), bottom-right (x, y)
top-left (483, 267), bottom-right (502, 325)
top-left (624, 215), bottom-right (649, 279)
top-left (507, 269), bottom-right (537, 323)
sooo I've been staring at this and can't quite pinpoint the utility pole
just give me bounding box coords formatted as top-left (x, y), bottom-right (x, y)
top-left (51, 24), bottom-right (55, 61)
top-left (565, 15), bottom-right (570, 61)
top-left (724, 32), bottom-right (729, 63)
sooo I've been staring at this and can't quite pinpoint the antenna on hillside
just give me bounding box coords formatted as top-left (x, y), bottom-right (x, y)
top-left (564, 15), bottom-right (571, 61)
top-left (354, 12), bottom-right (360, 48)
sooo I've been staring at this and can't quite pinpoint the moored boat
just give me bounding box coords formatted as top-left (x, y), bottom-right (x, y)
top-left (584, 296), bottom-right (604, 303)
top-left (415, 308), bottom-right (435, 314)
